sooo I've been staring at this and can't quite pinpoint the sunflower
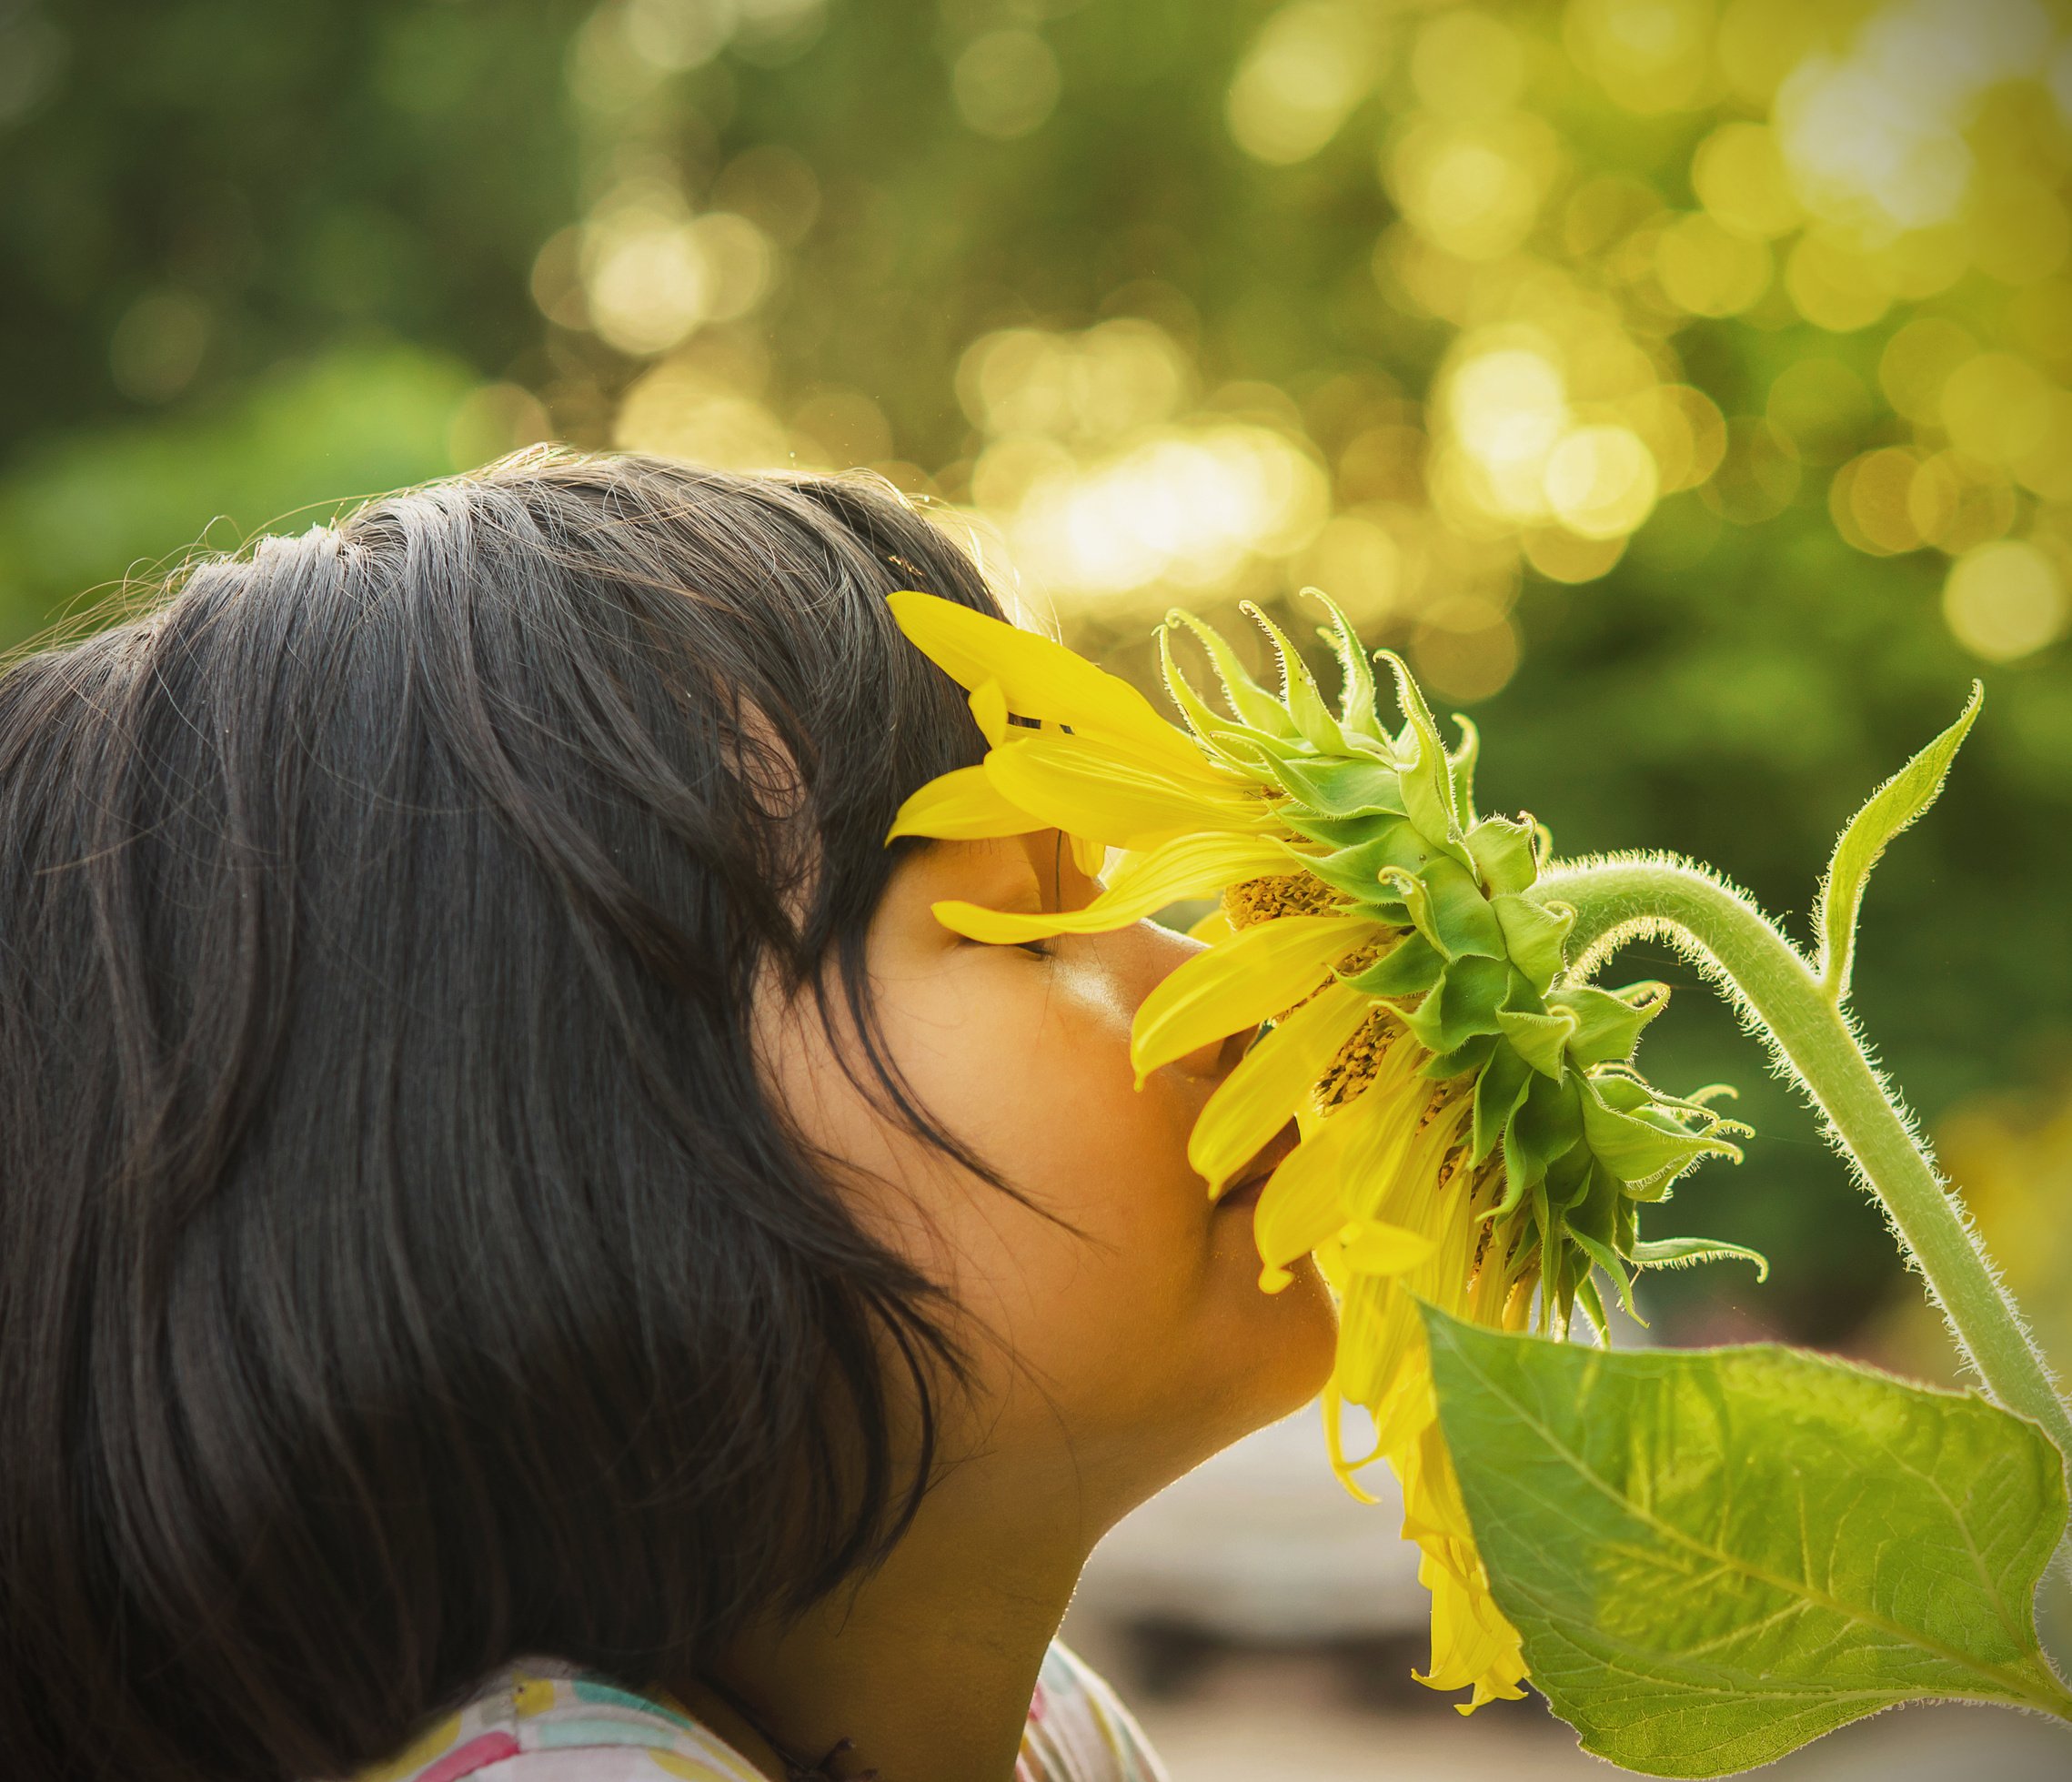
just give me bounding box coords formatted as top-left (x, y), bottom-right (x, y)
top-left (884, 589), bottom-right (1756, 1713)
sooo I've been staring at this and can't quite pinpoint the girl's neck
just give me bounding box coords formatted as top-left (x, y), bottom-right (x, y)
top-left (684, 1455), bottom-right (1104, 1782)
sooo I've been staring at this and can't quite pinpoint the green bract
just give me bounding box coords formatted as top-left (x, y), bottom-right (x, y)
top-left (1162, 594), bottom-right (1755, 1340)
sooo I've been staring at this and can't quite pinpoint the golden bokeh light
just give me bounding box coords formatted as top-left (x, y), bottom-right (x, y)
top-left (1298, 511), bottom-right (1406, 629)
top-left (1655, 211), bottom-right (1773, 316)
top-left (1625, 383), bottom-right (1728, 494)
top-left (1765, 357), bottom-right (1872, 464)
top-left (1522, 524), bottom-right (1629, 583)
top-left (1410, 9), bottom-right (1526, 119)
top-left (1705, 418), bottom-right (1802, 526)
top-left (1227, 0), bottom-right (1384, 165)
top-left (1940, 351), bottom-right (2057, 468)
top-left (952, 27), bottom-right (1062, 141)
top-left (578, 183), bottom-right (775, 357)
top-left (1909, 451), bottom-right (2018, 554)
top-left (1564, 0), bottom-right (1717, 116)
top-left (1942, 537), bottom-right (2070, 661)
top-left (1383, 114), bottom-right (1562, 263)
top-left (1412, 595), bottom-right (1521, 701)
top-left (1878, 317), bottom-right (1980, 424)
top-left (1783, 231), bottom-right (1893, 334)
top-left (565, 0), bottom-right (2072, 679)
top-left (1691, 120), bottom-right (1805, 238)
top-left (1544, 424), bottom-right (1659, 539)
top-left (1830, 448), bottom-right (1926, 556)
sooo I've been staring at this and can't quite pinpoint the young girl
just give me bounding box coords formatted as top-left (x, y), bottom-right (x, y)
top-left (0, 454), bottom-right (1336, 1782)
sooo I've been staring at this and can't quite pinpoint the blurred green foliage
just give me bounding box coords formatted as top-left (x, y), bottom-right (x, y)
top-left (5, 0), bottom-right (2071, 1350)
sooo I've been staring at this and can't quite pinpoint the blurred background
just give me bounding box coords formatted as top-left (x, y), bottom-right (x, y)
top-left (5, 0), bottom-right (2070, 1773)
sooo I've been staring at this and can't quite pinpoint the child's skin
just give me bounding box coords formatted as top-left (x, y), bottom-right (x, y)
top-left (688, 829), bottom-right (1339, 1780)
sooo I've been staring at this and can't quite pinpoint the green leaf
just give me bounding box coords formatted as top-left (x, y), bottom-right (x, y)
top-left (1816, 682), bottom-right (1982, 1003)
top-left (1423, 1310), bottom-right (2072, 1777)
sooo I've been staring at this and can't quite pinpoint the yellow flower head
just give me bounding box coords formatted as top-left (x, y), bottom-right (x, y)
top-left (883, 589), bottom-right (1756, 1712)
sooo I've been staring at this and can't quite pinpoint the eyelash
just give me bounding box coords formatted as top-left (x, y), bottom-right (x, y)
top-left (1015, 941), bottom-right (1053, 958)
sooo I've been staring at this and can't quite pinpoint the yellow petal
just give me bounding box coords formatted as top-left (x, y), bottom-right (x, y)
top-left (1131, 913), bottom-right (1380, 1082)
top-left (889, 590), bottom-right (1203, 770)
top-left (1337, 1217), bottom-right (1438, 1276)
top-left (887, 765), bottom-right (1041, 841)
top-left (985, 731), bottom-right (1277, 850)
top-left (932, 831), bottom-right (1293, 944)
top-left (1323, 1383), bottom-right (1388, 1504)
top-left (1252, 1100), bottom-right (1369, 1291)
top-left (1187, 905), bottom-right (1232, 943)
top-left (1415, 1554), bottom-right (1526, 1703)
top-left (969, 679), bottom-right (1009, 747)
top-left (1187, 980), bottom-right (1369, 1193)
top-left (1069, 831), bottom-right (1108, 878)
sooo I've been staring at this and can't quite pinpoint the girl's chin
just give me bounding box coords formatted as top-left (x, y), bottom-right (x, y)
top-left (1224, 1250), bottom-right (1340, 1415)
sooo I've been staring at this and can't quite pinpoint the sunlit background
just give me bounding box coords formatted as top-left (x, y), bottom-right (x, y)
top-left (5, 3), bottom-right (2072, 1772)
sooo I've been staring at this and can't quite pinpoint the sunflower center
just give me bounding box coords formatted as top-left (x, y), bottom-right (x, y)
top-left (1222, 870), bottom-right (1341, 928)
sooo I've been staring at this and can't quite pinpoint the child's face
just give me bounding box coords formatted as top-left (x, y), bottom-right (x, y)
top-left (764, 830), bottom-right (1339, 1531)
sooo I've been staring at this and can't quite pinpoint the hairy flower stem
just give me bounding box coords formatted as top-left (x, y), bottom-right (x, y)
top-left (1534, 853), bottom-right (2072, 1479)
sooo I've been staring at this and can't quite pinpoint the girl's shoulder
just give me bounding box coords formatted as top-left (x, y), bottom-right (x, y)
top-left (351, 1659), bottom-right (762, 1782)
top-left (1018, 1641), bottom-right (1169, 1782)
top-left (347, 1643), bottom-right (1166, 1782)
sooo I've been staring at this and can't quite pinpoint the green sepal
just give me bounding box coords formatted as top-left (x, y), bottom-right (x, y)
top-left (1381, 858), bottom-right (1504, 961)
top-left (1492, 892), bottom-right (1574, 990)
top-left (1472, 1044), bottom-right (1532, 1165)
top-left (1546, 1140), bottom-right (1595, 1211)
top-left (1157, 634), bottom-right (1276, 775)
top-left (1424, 1031), bottom-right (1498, 1080)
top-left (1303, 840), bottom-right (1403, 910)
top-left (1496, 1007), bottom-right (1576, 1077)
top-left (1449, 713), bottom-right (1480, 828)
top-left (1341, 932), bottom-right (1443, 997)
top-left (1163, 609), bottom-right (1299, 737)
top-left (1570, 1225), bottom-right (1641, 1320)
top-left (1549, 982), bottom-right (1668, 1068)
top-left (1465, 814), bottom-right (1536, 895)
top-left (1497, 1071), bottom-right (1585, 1218)
top-left (1244, 601), bottom-right (1349, 756)
top-left (1579, 1075), bottom-right (1734, 1194)
top-left (1267, 754), bottom-right (1406, 820)
top-left (1631, 1235), bottom-right (1771, 1281)
top-left (1374, 649), bottom-right (1471, 867)
top-left (1303, 588), bottom-right (1387, 746)
top-left (1572, 1268), bottom-right (1612, 1342)
top-left (1281, 809), bottom-right (1397, 851)
top-left (1400, 954), bottom-right (1509, 1055)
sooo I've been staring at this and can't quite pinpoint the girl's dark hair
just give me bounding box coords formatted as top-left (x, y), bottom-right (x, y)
top-left (0, 452), bottom-right (1007, 1782)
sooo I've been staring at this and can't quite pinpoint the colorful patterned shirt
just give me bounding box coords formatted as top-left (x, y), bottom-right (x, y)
top-left (351, 1642), bottom-right (1166, 1782)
